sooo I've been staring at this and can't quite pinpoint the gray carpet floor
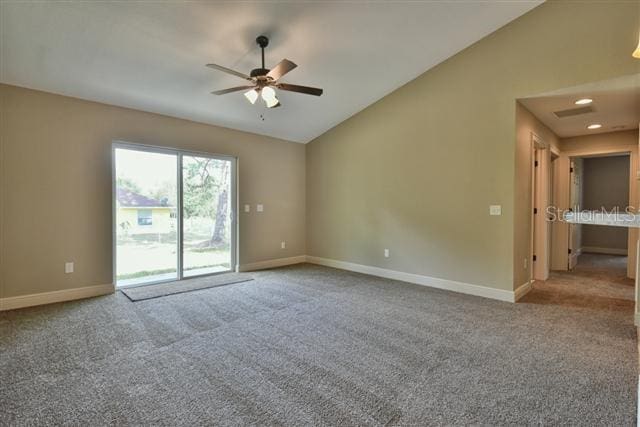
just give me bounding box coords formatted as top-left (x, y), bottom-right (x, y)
top-left (0, 263), bottom-right (637, 426)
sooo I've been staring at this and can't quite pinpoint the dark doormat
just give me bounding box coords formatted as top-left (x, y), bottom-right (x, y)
top-left (120, 273), bottom-right (253, 301)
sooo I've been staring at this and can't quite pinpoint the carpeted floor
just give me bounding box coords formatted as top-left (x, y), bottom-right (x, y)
top-left (1, 262), bottom-right (637, 425)
top-left (521, 253), bottom-right (635, 311)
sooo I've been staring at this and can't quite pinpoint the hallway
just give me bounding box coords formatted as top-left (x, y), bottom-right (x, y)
top-left (521, 253), bottom-right (634, 313)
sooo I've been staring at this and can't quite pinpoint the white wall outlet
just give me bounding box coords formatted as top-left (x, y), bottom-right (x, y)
top-left (489, 205), bottom-right (502, 216)
top-left (65, 262), bottom-right (74, 274)
top-left (244, 204), bottom-right (250, 213)
top-left (281, 241), bottom-right (286, 249)
top-left (524, 258), bottom-right (527, 269)
top-left (384, 249), bottom-right (390, 258)
top-left (256, 204), bottom-right (264, 212)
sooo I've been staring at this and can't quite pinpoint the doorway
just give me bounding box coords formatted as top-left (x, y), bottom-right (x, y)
top-left (568, 153), bottom-right (630, 269)
top-left (113, 143), bottom-right (236, 287)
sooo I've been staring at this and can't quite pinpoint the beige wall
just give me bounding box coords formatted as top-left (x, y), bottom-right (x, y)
top-left (561, 130), bottom-right (640, 153)
top-left (0, 84), bottom-right (306, 298)
top-left (306, 1), bottom-right (640, 291)
top-left (582, 155), bottom-right (630, 252)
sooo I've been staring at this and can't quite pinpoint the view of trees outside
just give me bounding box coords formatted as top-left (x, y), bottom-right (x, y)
top-left (183, 155), bottom-right (232, 277)
top-left (114, 148), bottom-right (232, 286)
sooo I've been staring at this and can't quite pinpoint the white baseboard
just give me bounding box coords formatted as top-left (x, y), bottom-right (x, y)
top-left (239, 255), bottom-right (307, 272)
top-left (0, 255), bottom-right (538, 310)
top-left (0, 283), bottom-right (114, 311)
top-left (514, 280), bottom-right (533, 301)
top-left (306, 256), bottom-right (517, 302)
top-left (582, 246), bottom-right (628, 256)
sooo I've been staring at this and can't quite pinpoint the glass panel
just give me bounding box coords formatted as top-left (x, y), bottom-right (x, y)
top-left (182, 155), bottom-right (232, 276)
top-left (115, 148), bottom-right (178, 286)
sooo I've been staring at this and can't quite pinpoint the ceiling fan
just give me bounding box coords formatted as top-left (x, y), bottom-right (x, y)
top-left (207, 35), bottom-right (323, 108)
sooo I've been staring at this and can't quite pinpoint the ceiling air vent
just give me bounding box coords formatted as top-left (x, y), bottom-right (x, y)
top-left (553, 105), bottom-right (595, 118)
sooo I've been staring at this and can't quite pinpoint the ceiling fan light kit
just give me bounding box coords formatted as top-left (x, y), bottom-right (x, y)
top-left (207, 35), bottom-right (323, 109)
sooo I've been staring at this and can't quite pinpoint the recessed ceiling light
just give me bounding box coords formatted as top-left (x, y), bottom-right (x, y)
top-left (575, 98), bottom-right (593, 105)
top-left (587, 123), bottom-right (602, 130)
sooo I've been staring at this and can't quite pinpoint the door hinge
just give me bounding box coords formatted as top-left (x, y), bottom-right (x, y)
top-left (570, 167), bottom-right (574, 173)
top-left (533, 208), bottom-right (538, 214)
top-left (568, 248), bottom-right (572, 254)
top-left (535, 160), bottom-right (539, 167)
top-left (533, 255), bottom-right (537, 262)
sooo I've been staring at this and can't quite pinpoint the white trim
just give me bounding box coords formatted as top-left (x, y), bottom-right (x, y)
top-left (581, 246), bottom-right (628, 256)
top-left (514, 280), bottom-right (533, 301)
top-left (634, 312), bottom-right (640, 327)
top-left (306, 256), bottom-right (517, 302)
top-left (239, 255), bottom-right (307, 272)
top-left (0, 284), bottom-right (114, 311)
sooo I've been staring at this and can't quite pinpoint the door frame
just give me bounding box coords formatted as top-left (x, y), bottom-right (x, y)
top-left (554, 145), bottom-right (637, 278)
top-left (111, 141), bottom-right (238, 288)
top-left (530, 132), bottom-right (551, 282)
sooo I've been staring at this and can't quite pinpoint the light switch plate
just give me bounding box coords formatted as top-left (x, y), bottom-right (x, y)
top-left (257, 204), bottom-right (264, 212)
top-left (65, 262), bottom-right (74, 274)
top-left (489, 205), bottom-right (502, 216)
top-left (384, 249), bottom-right (390, 258)
top-left (244, 204), bottom-right (250, 213)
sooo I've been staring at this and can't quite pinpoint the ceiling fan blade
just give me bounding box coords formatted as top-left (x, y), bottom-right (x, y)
top-left (276, 83), bottom-right (323, 96)
top-left (267, 59), bottom-right (297, 81)
top-left (211, 85), bottom-right (256, 95)
top-left (206, 63), bottom-right (252, 81)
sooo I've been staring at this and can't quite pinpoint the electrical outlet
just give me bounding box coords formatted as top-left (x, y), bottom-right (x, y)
top-left (65, 262), bottom-right (74, 274)
top-left (244, 204), bottom-right (250, 213)
top-left (524, 258), bottom-right (527, 269)
top-left (384, 249), bottom-right (390, 258)
top-left (281, 241), bottom-right (286, 249)
top-left (257, 204), bottom-right (264, 212)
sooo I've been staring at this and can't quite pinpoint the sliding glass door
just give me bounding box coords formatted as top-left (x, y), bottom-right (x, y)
top-left (182, 155), bottom-right (233, 277)
top-left (113, 143), bottom-right (236, 288)
top-left (114, 148), bottom-right (179, 286)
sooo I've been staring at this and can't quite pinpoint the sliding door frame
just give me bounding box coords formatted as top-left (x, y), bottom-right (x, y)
top-left (111, 141), bottom-right (238, 288)
top-left (179, 150), bottom-right (237, 280)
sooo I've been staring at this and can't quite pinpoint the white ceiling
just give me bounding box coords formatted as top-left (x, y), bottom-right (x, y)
top-left (1, 1), bottom-right (541, 143)
top-left (519, 74), bottom-right (640, 138)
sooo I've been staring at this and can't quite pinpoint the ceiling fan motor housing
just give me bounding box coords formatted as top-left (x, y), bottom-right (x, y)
top-left (250, 68), bottom-right (271, 78)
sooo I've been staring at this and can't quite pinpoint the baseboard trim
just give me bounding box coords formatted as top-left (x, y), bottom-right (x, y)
top-left (0, 283), bottom-right (115, 311)
top-left (239, 255), bottom-right (307, 272)
top-left (514, 280), bottom-right (533, 301)
top-left (306, 256), bottom-right (516, 302)
top-left (582, 246), bottom-right (628, 256)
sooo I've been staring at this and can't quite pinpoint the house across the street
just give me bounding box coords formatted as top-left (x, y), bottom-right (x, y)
top-left (116, 187), bottom-right (175, 235)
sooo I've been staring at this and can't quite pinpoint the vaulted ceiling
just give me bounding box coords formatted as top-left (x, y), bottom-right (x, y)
top-left (1, 1), bottom-right (541, 143)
